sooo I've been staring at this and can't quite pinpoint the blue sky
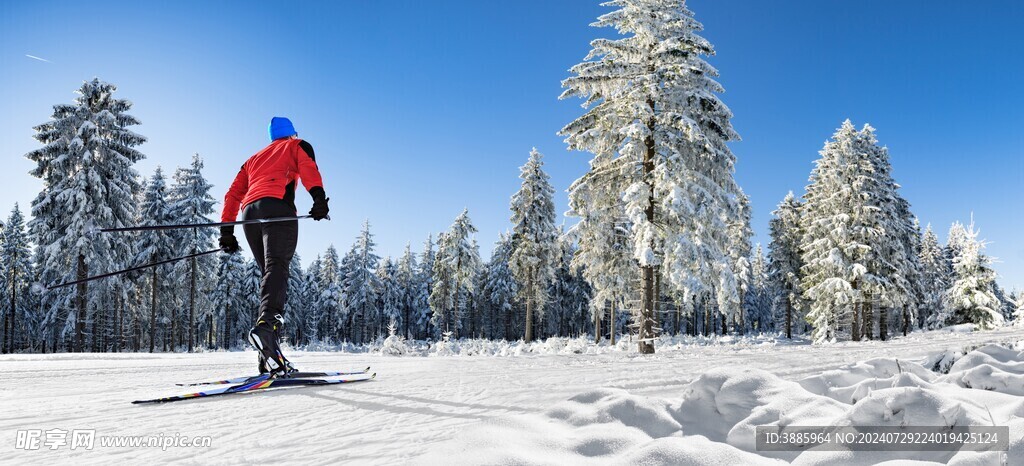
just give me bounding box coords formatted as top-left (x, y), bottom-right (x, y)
top-left (1, 0), bottom-right (1021, 290)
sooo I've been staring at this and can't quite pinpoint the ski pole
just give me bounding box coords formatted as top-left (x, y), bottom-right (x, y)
top-left (95, 214), bottom-right (330, 234)
top-left (43, 248), bottom-right (222, 290)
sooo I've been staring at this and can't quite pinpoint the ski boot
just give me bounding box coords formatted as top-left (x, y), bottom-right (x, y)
top-left (248, 314), bottom-right (296, 378)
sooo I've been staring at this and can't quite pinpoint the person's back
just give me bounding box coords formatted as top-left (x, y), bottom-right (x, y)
top-left (219, 116), bottom-right (330, 376)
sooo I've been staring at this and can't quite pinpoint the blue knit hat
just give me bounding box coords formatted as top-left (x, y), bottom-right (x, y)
top-left (269, 117), bottom-right (297, 141)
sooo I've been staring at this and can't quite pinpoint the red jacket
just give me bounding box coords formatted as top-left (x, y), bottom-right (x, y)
top-left (222, 138), bottom-right (324, 222)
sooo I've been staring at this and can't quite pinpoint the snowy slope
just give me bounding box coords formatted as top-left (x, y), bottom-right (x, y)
top-left (2, 327), bottom-right (1024, 465)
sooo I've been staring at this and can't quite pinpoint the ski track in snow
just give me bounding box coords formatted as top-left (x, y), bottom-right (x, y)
top-left (2, 327), bottom-right (1023, 465)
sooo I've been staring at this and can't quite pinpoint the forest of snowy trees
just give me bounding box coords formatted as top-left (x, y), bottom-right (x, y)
top-left (1, 0), bottom-right (1021, 354)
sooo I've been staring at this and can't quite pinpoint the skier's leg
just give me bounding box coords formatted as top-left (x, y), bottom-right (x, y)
top-left (256, 201), bottom-right (298, 325)
top-left (246, 199), bottom-right (298, 376)
top-left (241, 204), bottom-right (266, 272)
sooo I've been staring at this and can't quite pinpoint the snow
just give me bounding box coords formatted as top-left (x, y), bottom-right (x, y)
top-left (3, 327), bottom-right (1024, 464)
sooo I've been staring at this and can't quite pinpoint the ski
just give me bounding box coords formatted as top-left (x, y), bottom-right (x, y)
top-left (133, 373), bottom-right (376, 404)
top-left (176, 366), bottom-right (372, 386)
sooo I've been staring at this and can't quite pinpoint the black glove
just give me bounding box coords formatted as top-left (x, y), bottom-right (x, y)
top-left (309, 187), bottom-right (330, 221)
top-left (219, 226), bottom-right (240, 253)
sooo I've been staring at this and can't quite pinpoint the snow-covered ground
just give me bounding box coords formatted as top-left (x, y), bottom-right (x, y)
top-left (3, 327), bottom-right (1024, 465)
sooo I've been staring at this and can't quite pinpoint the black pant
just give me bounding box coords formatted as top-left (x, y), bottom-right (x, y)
top-left (241, 198), bottom-right (298, 326)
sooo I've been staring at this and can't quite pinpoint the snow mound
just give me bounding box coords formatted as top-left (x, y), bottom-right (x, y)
top-left (379, 334), bottom-right (409, 355)
top-left (421, 344), bottom-right (1024, 465)
top-left (798, 358), bottom-right (938, 404)
top-left (937, 344), bottom-right (1024, 395)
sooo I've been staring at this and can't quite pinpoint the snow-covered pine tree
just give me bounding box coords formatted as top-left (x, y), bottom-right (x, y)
top-left (168, 153), bottom-right (216, 352)
top-left (376, 257), bottom-right (401, 341)
top-left (919, 225), bottom-right (948, 328)
top-left (745, 244), bottom-right (772, 333)
top-left (1013, 291), bottom-right (1024, 326)
top-left (238, 258), bottom-right (262, 338)
top-left (945, 221), bottom-right (969, 279)
top-left (508, 149), bottom-right (558, 343)
top-left (345, 221), bottom-right (382, 344)
top-left (27, 78), bottom-right (146, 352)
top-left (211, 252), bottom-right (246, 348)
top-left (724, 192), bottom-right (753, 333)
top-left (560, 0), bottom-right (743, 354)
top-left (1, 205), bottom-right (33, 353)
top-left (768, 192), bottom-right (804, 338)
top-left (136, 167), bottom-right (176, 351)
top-left (484, 233), bottom-right (519, 340)
top-left (394, 244), bottom-right (418, 339)
top-left (566, 179), bottom-right (637, 344)
top-left (283, 253), bottom-right (305, 345)
top-left (799, 121), bottom-right (882, 343)
top-left (430, 210), bottom-right (481, 338)
top-left (855, 125), bottom-right (918, 340)
top-left (552, 234), bottom-right (592, 338)
top-left (993, 284), bottom-right (1016, 323)
top-left (412, 235), bottom-right (436, 340)
top-left (943, 221), bottom-right (1002, 329)
top-left (302, 257), bottom-right (324, 343)
top-left (318, 246), bottom-right (344, 342)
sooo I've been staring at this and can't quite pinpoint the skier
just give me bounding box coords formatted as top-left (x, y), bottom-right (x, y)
top-left (219, 117), bottom-right (330, 376)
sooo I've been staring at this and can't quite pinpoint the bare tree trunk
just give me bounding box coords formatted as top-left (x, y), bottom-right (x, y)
top-left (879, 305), bottom-right (888, 341)
top-left (7, 259), bottom-right (17, 353)
top-left (637, 98), bottom-right (657, 355)
top-left (862, 292), bottom-right (873, 340)
top-left (75, 254), bottom-right (88, 353)
top-left (851, 279), bottom-right (861, 341)
top-left (525, 293), bottom-right (534, 343)
top-left (150, 267), bottom-right (157, 353)
top-left (91, 299), bottom-right (99, 352)
top-left (609, 295), bottom-right (616, 346)
top-left (189, 256), bottom-right (196, 352)
top-left (675, 298), bottom-right (681, 336)
top-left (594, 305), bottom-right (601, 344)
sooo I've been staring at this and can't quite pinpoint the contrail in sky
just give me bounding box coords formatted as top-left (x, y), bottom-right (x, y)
top-left (25, 54), bottom-right (52, 63)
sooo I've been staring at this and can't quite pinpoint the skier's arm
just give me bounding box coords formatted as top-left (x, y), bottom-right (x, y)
top-left (296, 141), bottom-right (329, 220)
top-left (221, 164), bottom-right (249, 223)
top-left (296, 140), bottom-right (324, 194)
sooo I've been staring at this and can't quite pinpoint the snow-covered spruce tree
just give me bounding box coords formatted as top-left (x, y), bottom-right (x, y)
top-left (993, 284), bottom-right (1016, 323)
top-left (345, 220), bottom-right (382, 344)
top-left (943, 221), bottom-right (1002, 329)
top-left (745, 244), bottom-right (773, 333)
top-left (168, 153), bottom-right (216, 352)
top-left (211, 251), bottom-right (246, 348)
top-left (317, 246), bottom-right (344, 342)
top-left (724, 192), bottom-right (753, 333)
top-left (238, 258), bottom-right (262, 337)
top-left (484, 233), bottom-right (519, 340)
top-left (768, 192), bottom-right (804, 338)
top-left (414, 235), bottom-right (436, 339)
top-left (1013, 291), bottom-right (1024, 326)
top-left (551, 234), bottom-right (592, 338)
top-left (27, 78), bottom-right (145, 352)
top-left (430, 210), bottom-right (481, 338)
top-left (566, 179), bottom-right (637, 345)
top-left (376, 257), bottom-right (401, 341)
top-left (302, 257), bottom-right (324, 343)
top-left (136, 167), bottom-right (176, 351)
top-left (919, 225), bottom-right (948, 328)
top-left (561, 0), bottom-right (743, 353)
top-left (395, 244), bottom-right (419, 340)
top-left (945, 221), bottom-right (969, 278)
top-left (508, 148), bottom-right (558, 343)
top-left (799, 121), bottom-right (881, 343)
top-left (856, 126), bottom-right (919, 340)
top-left (283, 253), bottom-right (305, 345)
top-left (1, 205), bottom-right (33, 353)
